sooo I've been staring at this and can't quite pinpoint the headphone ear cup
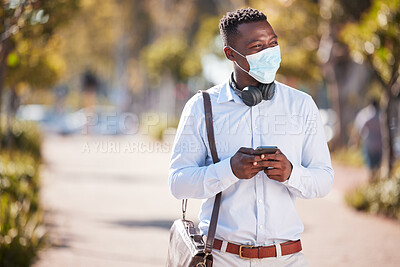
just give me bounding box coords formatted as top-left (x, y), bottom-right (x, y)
top-left (260, 83), bottom-right (276, 100)
top-left (241, 86), bottom-right (263, 106)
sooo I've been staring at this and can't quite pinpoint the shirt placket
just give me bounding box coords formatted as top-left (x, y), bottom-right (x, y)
top-left (252, 105), bottom-right (266, 246)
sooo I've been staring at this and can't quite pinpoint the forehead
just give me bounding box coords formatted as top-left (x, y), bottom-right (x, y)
top-left (234, 20), bottom-right (275, 46)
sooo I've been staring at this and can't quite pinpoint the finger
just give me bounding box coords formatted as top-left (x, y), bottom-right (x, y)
top-left (266, 153), bottom-right (285, 161)
top-left (252, 160), bottom-right (268, 168)
top-left (265, 169), bottom-right (281, 176)
top-left (250, 169), bottom-right (264, 177)
top-left (242, 154), bottom-right (262, 163)
top-left (245, 170), bottom-right (259, 179)
top-left (267, 175), bottom-right (281, 181)
top-left (265, 153), bottom-right (278, 161)
top-left (258, 161), bottom-right (281, 169)
top-left (252, 155), bottom-right (263, 162)
top-left (238, 147), bottom-right (255, 155)
top-left (261, 154), bottom-right (271, 160)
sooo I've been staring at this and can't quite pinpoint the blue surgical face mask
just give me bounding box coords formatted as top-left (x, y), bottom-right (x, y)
top-left (229, 45), bottom-right (281, 84)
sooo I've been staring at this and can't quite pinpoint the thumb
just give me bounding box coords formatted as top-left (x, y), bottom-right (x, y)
top-left (238, 147), bottom-right (255, 155)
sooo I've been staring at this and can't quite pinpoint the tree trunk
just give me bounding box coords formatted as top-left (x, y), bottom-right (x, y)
top-left (0, 38), bottom-right (12, 115)
top-left (0, 38), bottom-right (12, 146)
top-left (387, 95), bottom-right (396, 172)
top-left (5, 86), bottom-right (19, 149)
top-left (322, 51), bottom-right (371, 150)
top-left (381, 90), bottom-right (397, 176)
top-left (323, 62), bottom-right (343, 149)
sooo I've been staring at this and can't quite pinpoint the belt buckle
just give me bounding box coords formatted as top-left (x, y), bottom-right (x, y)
top-left (239, 244), bottom-right (255, 259)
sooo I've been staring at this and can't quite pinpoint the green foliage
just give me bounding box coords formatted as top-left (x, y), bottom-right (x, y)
top-left (140, 12), bottom-right (222, 86)
top-left (7, 53), bottom-right (19, 67)
top-left (341, 0), bottom-right (400, 83)
top-left (6, 44), bottom-right (62, 89)
top-left (341, 0), bottom-right (400, 170)
top-left (141, 35), bottom-right (202, 84)
top-left (346, 161), bottom-right (400, 220)
top-left (0, 118), bottom-right (42, 160)
top-left (331, 147), bottom-right (364, 167)
top-left (0, 121), bottom-right (44, 267)
top-left (57, 0), bottom-right (129, 83)
top-left (252, 0), bottom-right (322, 86)
top-left (193, 16), bottom-right (222, 56)
top-left (2, 0), bottom-right (80, 89)
top-left (140, 112), bottom-right (178, 141)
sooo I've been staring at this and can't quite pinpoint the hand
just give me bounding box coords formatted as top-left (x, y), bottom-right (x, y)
top-left (260, 149), bottom-right (293, 182)
top-left (230, 147), bottom-right (265, 179)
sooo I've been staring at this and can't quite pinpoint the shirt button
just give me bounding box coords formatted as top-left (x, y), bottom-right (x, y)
top-left (258, 199), bottom-right (263, 203)
top-left (259, 225), bottom-right (263, 229)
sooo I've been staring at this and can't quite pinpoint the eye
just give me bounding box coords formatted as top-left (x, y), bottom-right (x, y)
top-left (270, 41), bottom-right (278, 46)
top-left (251, 44), bottom-right (263, 49)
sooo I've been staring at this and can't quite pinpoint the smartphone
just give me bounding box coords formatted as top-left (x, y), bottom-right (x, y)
top-left (253, 146), bottom-right (278, 155)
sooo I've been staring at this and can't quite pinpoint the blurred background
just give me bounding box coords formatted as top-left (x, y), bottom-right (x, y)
top-left (0, 0), bottom-right (399, 266)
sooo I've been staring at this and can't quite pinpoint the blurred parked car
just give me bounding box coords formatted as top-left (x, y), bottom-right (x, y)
top-left (16, 105), bottom-right (138, 135)
top-left (16, 104), bottom-right (50, 123)
top-left (75, 106), bottom-right (138, 135)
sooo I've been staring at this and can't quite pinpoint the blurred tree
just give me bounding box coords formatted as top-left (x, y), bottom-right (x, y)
top-left (317, 0), bottom-right (373, 150)
top-left (56, 0), bottom-right (122, 88)
top-left (342, 0), bottom-right (400, 173)
top-left (0, 0), bottom-right (79, 115)
top-left (141, 0), bottom-right (323, 115)
top-left (252, 0), bottom-right (322, 92)
top-left (0, 0), bottom-right (79, 150)
top-left (251, 0), bottom-right (376, 150)
top-left (141, 35), bottom-right (198, 84)
top-left (139, 0), bottom-right (256, 115)
top-left (0, 0), bottom-right (78, 108)
top-left (140, 0), bottom-right (204, 115)
top-left (57, 0), bottom-right (153, 112)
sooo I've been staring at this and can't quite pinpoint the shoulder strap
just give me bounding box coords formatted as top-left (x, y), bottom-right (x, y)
top-left (202, 91), bottom-right (222, 253)
top-left (202, 91), bottom-right (219, 164)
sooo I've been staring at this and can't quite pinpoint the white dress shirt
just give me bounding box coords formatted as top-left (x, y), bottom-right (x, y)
top-left (169, 79), bottom-right (334, 246)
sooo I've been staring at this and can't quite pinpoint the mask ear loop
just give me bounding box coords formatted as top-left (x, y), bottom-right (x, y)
top-left (227, 46), bottom-right (246, 58)
top-left (234, 61), bottom-right (251, 76)
top-left (226, 46), bottom-right (251, 76)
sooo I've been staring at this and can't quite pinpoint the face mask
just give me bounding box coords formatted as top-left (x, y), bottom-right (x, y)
top-left (229, 45), bottom-right (281, 84)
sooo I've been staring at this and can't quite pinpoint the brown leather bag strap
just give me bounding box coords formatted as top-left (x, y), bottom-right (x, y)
top-left (202, 91), bottom-right (219, 164)
top-left (202, 91), bottom-right (222, 253)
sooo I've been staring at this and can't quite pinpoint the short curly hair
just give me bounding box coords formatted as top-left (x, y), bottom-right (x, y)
top-left (219, 7), bottom-right (267, 47)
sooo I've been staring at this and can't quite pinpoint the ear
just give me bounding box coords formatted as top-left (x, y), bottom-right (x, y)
top-left (224, 46), bottom-right (235, 61)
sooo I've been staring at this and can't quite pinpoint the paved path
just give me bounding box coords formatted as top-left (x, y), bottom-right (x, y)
top-left (33, 135), bottom-right (400, 267)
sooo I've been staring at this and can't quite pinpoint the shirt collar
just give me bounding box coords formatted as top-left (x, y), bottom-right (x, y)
top-left (217, 79), bottom-right (244, 104)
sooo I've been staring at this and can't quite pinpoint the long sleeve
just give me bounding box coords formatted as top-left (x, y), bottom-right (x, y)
top-left (168, 80), bottom-right (334, 245)
top-left (283, 96), bottom-right (334, 198)
top-left (168, 94), bottom-right (238, 200)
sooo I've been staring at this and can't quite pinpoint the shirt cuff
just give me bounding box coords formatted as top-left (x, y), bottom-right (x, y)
top-left (214, 157), bottom-right (239, 189)
top-left (282, 163), bottom-right (302, 189)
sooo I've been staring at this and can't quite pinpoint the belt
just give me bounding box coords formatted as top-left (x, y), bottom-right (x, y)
top-left (213, 239), bottom-right (302, 259)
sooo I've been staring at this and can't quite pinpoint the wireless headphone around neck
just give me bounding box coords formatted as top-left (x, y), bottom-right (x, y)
top-left (229, 73), bottom-right (275, 106)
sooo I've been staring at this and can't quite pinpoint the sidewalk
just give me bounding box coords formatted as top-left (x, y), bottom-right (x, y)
top-left (33, 135), bottom-right (400, 267)
top-left (297, 164), bottom-right (400, 266)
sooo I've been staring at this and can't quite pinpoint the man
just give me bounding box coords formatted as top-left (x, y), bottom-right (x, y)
top-left (169, 7), bottom-right (333, 266)
top-left (354, 99), bottom-right (382, 181)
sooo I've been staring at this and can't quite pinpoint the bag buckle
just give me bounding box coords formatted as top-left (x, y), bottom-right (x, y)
top-left (239, 244), bottom-right (255, 259)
